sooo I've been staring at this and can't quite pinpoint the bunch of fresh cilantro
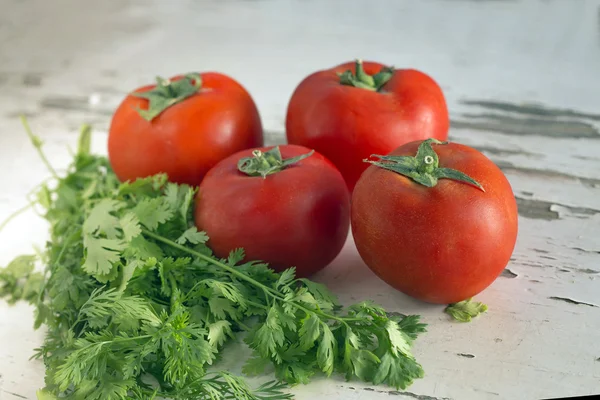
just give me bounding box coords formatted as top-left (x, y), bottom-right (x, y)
top-left (0, 121), bottom-right (427, 400)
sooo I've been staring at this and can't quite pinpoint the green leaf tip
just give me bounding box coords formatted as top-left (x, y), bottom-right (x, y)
top-left (1, 123), bottom-right (430, 398)
top-left (445, 298), bottom-right (488, 322)
top-left (77, 124), bottom-right (92, 156)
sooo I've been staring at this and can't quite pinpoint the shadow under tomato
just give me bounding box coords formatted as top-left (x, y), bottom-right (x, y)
top-left (309, 232), bottom-right (442, 315)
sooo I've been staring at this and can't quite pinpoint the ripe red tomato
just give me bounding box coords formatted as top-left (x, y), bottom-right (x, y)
top-left (286, 59), bottom-right (449, 191)
top-left (194, 145), bottom-right (350, 277)
top-left (108, 72), bottom-right (263, 186)
top-left (351, 139), bottom-right (518, 304)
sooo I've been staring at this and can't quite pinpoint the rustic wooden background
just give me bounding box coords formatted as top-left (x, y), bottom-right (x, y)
top-left (1, 1), bottom-right (599, 399)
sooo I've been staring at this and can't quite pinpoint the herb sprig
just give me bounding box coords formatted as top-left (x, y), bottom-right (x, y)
top-left (0, 122), bottom-right (427, 399)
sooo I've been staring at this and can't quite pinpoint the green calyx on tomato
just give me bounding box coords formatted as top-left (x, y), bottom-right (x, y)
top-left (338, 59), bottom-right (394, 92)
top-left (237, 146), bottom-right (315, 178)
top-left (365, 138), bottom-right (486, 191)
top-left (132, 73), bottom-right (202, 121)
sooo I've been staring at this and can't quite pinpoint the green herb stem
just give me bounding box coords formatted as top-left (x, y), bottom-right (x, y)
top-left (20, 116), bottom-right (59, 179)
top-left (142, 229), bottom-right (353, 327)
top-left (0, 122), bottom-right (427, 397)
top-left (0, 202), bottom-right (35, 233)
top-left (143, 229), bottom-right (282, 298)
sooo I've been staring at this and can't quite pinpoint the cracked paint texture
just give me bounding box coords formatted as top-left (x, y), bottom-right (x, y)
top-left (1, 1), bottom-right (600, 399)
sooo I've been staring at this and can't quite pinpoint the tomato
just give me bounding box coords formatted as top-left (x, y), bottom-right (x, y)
top-left (286, 59), bottom-right (449, 191)
top-left (108, 72), bottom-right (263, 186)
top-left (351, 139), bottom-right (518, 304)
top-left (194, 145), bottom-right (350, 277)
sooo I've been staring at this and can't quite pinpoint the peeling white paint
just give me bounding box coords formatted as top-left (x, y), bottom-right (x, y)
top-left (1, 1), bottom-right (600, 399)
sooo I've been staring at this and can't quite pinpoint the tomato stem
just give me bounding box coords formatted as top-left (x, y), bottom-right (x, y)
top-left (237, 146), bottom-right (314, 178)
top-left (338, 59), bottom-right (394, 92)
top-left (364, 139), bottom-right (485, 191)
top-left (131, 73), bottom-right (202, 122)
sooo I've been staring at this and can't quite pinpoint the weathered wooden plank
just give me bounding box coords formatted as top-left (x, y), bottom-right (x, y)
top-left (1, 0), bottom-right (599, 399)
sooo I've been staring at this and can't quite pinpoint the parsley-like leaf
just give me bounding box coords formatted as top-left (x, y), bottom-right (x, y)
top-left (207, 320), bottom-right (234, 348)
top-left (276, 268), bottom-right (296, 289)
top-left (299, 278), bottom-right (340, 308)
top-left (385, 320), bottom-right (413, 358)
top-left (1, 123), bottom-right (427, 399)
top-left (119, 212), bottom-right (141, 241)
top-left (82, 236), bottom-right (126, 276)
top-left (227, 248), bottom-right (245, 266)
top-left (83, 199), bottom-right (124, 239)
top-left (133, 197), bottom-right (172, 230)
top-left (298, 313), bottom-right (321, 351)
top-left (397, 314), bottom-right (428, 340)
top-left (242, 355), bottom-right (272, 377)
top-left (252, 306), bottom-right (285, 360)
top-left (445, 298), bottom-right (488, 322)
top-left (317, 322), bottom-right (336, 376)
top-left (176, 227), bottom-right (208, 245)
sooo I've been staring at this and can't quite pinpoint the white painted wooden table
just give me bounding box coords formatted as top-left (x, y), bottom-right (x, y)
top-left (1, 1), bottom-right (599, 399)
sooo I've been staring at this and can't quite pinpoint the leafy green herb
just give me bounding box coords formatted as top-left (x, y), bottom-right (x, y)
top-left (445, 298), bottom-right (488, 322)
top-left (0, 255), bottom-right (44, 304)
top-left (0, 122), bottom-right (427, 399)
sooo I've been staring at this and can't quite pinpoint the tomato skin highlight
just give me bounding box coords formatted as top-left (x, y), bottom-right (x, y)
top-left (286, 60), bottom-right (449, 192)
top-left (351, 140), bottom-right (518, 304)
top-left (194, 145), bottom-right (351, 277)
top-left (108, 72), bottom-right (263, 186)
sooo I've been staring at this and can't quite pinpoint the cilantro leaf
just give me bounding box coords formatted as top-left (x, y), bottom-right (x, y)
top-left (82, 236), bottom-right (126, 277)
top-left (207, 320), bottom-right (234, 348)
top-left (176, 227), bottom-right (208, 245)
top-left (317, 322), bottom-right (336, 376)
top-left (0, 255), bottom-right (43, 303)
top-left (251, 306), bottom-right (286, 360)
top-left (298, 313), bottom-right (321, 351)
top-left (118, 259), bottom-right (144, 292)
top-left (208, 296), bottom-right (239, 321)
top-left (119, 212), bottom-right (141, 241)
top-left (78, 288), bottom-right (161, 329)
top-left (276, 268), bottom-right (296, 291)
top-left (373, 352), bottom-right (424, 389)
top-left (299, 278), bottom-right (340, 308)
top-left (1, 123), bottom-right (427, 400)
top-left (0, 255), bottom-right (36, 284)
top-left (125, 236), bottom-right (165, 260)
top-left (397, 315), bottom-right (427, 340)
top-left (164, 183), bottom-right (196, 225)
top-left (133, 197), bottom-right (172, 230)
top-left (117, 174), bottom-right (167, 197)
top-left (274, 361), bottom-right (315, 385)
top-left (242, 355), bottom-right (272, 376)
top-left (227, 248), bottom-right (245, 266)
top-left (445, 298), bottom-right (488, 322)
top-left (83, 199), bottom-right (124, 239)
top-left (36, 184), bottom-right (52, 209)
top-left (205, 280), bottom-right (247, 309)
top-left (36, 389), bottom-right (57, 400)
top-left (385, 320), bottom-right (413, 358)
top-left (85, 375), bottom-right (135, 400)
top-left (348, 348), bottom-right (380, 382)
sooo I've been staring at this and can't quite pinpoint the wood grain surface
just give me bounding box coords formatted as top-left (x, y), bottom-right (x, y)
top-left (1, 1), bottom-right (599, 399)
